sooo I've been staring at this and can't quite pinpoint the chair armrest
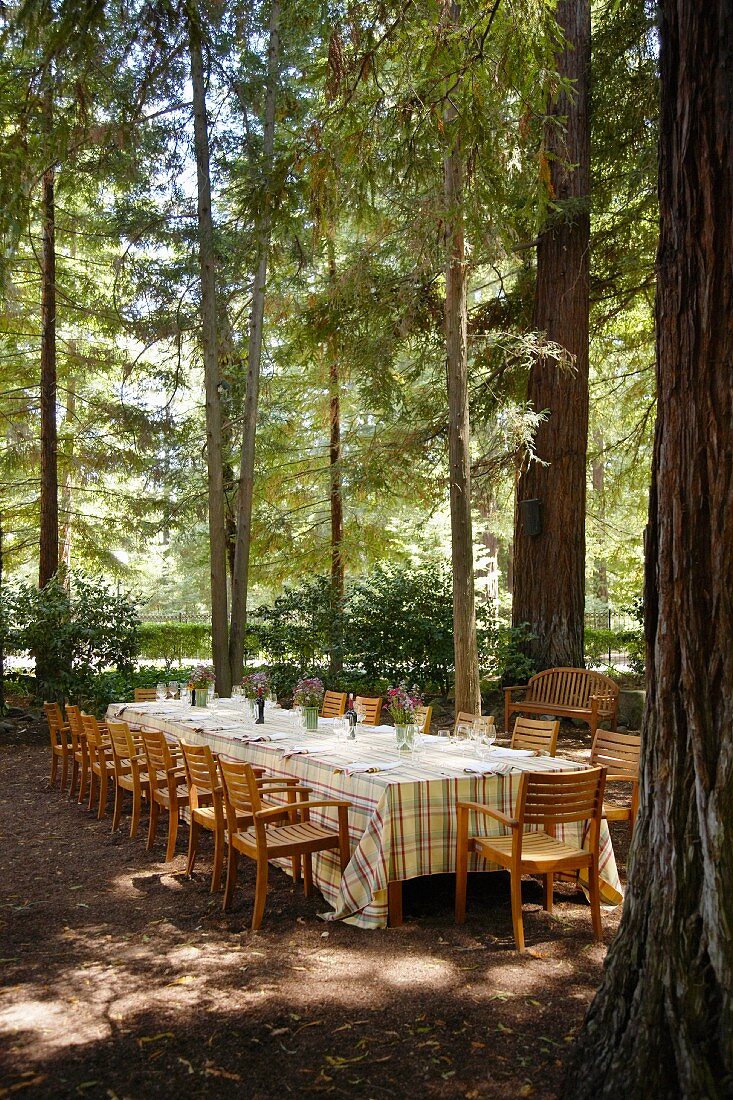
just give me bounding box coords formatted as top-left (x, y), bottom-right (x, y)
top-left (605, 773), bottom-right (637, 786)
top-left (254, 798), bottom-right (350, 821)
top-left (167, 766), bottom-right (186, 778)
top-left (457, 800), bottom-right (519, 828)
top-left (503, 686), bottom-right (527, 699)
top-left (257, 776), bottom-right (301, 786)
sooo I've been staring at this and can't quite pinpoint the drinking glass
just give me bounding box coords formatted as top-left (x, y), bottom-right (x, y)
top-left (211, 692), bottom-right (219, 710)
top-left (333, 716), bottom-right (347, 741)
top-left (207, 683), bottom-right (215, 703)
top-left (455, 719), bottom-right (473, 750)
top-left (355, 701), bottom-right (366, 733)
top-left (167, 681), bottom-right (179, 700)
top-left (156, 682), bottom-right (167, 703)
top-left (231, 684), bottom-right (242, 700)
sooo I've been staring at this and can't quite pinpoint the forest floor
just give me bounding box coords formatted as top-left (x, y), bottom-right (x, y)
top-left (0, 713), bottom-right (630, 1100)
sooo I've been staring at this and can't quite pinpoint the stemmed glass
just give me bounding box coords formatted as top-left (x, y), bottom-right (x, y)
top-left (355, 701), bottom-right (366, 736)
top-left (167, 681), bottom-right (179, 700)
top-left (333, 716), bottom-right (348, 742)
top-left (156, 682), bottom-right (167, 703)
top-left (476, 719), bottom-right (497, 759)
top-left (455, 718), bottom-right (473, 751)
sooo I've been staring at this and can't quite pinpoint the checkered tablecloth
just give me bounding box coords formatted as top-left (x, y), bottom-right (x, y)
top-left (107, 700), bottom-right (624, 929)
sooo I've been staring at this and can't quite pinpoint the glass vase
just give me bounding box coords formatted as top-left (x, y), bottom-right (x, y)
top-left (304, 706), bottom-right (319, 731)
top-left (194, 687), bottom-right (209, 707)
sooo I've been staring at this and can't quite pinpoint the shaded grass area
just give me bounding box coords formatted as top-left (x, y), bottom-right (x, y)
top-left (0, 718), bottom-right (628, 1099)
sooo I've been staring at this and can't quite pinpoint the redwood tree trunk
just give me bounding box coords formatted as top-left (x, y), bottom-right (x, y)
top-left (39, 157), bottom-right (59, 588)
top-left (512, 0), bottom-right (590, 670)
top-left (327, 236), bottom-right (344, 677)
top-left (228, 0), bottom-right (280, 685)
top-left (188, 3), bottom-right (231, 694)
top-left (563, 3), bottom-right (733, 1094)
top-left (60, 376), bottom-right (75, 574)
top-left (443, 27), bottom-right (481, 716)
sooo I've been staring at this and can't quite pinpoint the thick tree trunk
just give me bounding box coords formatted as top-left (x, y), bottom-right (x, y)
top-left (188, 3), bottom-right (231, 694)
top-left (39, 156), bottom-right (59, 588)
top-left (511, 0), bottom-right (590, 670)
top-left (563, 4), bottom-right (733, 1095)
top-left (327, 236), bottom-right (344, 677)
top-left (443, 9), bottom-right (481, 715)
top-left (228, 0), bottom-right (280, 686)
top-left (591, 429), bottom-right (608, 603)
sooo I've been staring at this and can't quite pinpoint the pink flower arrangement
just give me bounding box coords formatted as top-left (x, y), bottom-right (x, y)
top-left (386, 684), bottom-right (422, 725)
top-left (242, 670), bottom-right (269, 698)
top-left (293, 676), bottom-right (324, 708)
top-left (191, 664), bottom-right (216, 689)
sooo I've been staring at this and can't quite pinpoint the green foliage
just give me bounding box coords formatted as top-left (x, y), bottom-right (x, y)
top-left (6, 573), bottom-right (139, 705)
top-left (137, 622), bottom-right (212, 666)
top-left (486, 623), bottom-right (538, 688)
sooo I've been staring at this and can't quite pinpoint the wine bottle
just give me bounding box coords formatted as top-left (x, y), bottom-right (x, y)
top-left (345, 692), bottom-right (357, 737)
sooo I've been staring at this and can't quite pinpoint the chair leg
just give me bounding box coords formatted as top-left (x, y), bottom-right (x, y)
top-left (112, 782), bottom-right (124, 832)
top-left (50, 751), bottom-right (58, 787)
top-left (130, 786), bottom-right (142, 839)
top-left (147, 797), bottom-right (160, 850)
top-left (98, 769), bottom-right (109, 820)
top-left (70, 756), bottom-right (79, 799)
top-left (252, 854), bottom-right (269, 930)
top-left (509, 871), bottom-right (526, 953)
top-left (223, 846), bottom-right (239, 911)
top-left (165, 805), bottom-right (179, 862)
top-left (78, 751), bottom-right (89, 805)
top-left (543, 873), bottom-right (554, 913)
top-left (186, 819), bottom-right (199, 877)
top-left (88, 767), bottom-right (98, 813)
top-left (303, 853), bottom-right (313, 897)
top-left (210, 825), bottom-right (225, 893)
top-left (454, 810), bottom-right (469, 924)
top-left (60, 752), bottom-right (69, 794)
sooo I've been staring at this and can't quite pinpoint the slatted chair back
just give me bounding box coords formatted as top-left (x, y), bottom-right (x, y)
top-left (219, 756), bottom-right (259, 832)
top-left (511, 717), bottom-right (560, 756)
top-left (82, 713), bottom-right (114, 819)
top-left (107, 718), bottom-right (134, 761)
top-left (413, 705), bottom-right (433, 734)
top-left (355, 695), bottom-right (383, 726)
top-left (44, 702), bottom-right (66, 743)
top-left (454, 711), bottom-right (493, 736)
top-left (180, 742), bottom-right (220, 807)
top-left (141, 728), bottom-right (177, 779)
top-left (517, 767), bottom-right (605, 835)
top-left (525, 668), bottom-right (617, 711)
top-left (590, 729), bottom-right (640, 776)
top-left (134, 687), bottom-right (158, 702)
top-left (44, 702), bottom-right (71, 789)
top-left (320, 690), bottom-right (347, 719)
top-left (107, 718), bottom-right (150, 837)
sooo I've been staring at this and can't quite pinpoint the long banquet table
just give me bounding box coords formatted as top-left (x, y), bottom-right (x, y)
top-left (107, 699), bottom-right (624, 930)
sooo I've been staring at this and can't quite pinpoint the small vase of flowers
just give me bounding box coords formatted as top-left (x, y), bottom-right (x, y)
top-left (191, 664), bottom-right (215, 707)
top-left (386, 684), bottom-right (422, 749)
top-left (293, 676), bottom-right (324, 731)
top-left (242, 670), bottom-right (269, 718)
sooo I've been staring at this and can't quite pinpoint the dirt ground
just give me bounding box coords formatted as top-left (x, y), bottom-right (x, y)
top-left (0, 714), bottom-right (630, 1099)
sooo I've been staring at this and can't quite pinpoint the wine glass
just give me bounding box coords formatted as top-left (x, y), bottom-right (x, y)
top-left (167, 681), bottom-right (179, 700)
top-left (156, 682), bottom-right (167, 703)
top-left (455, 718), bottom-right (473, 750)
top-left (232, 684), bottom-right (242, 700)
top-left (333, 715), bottom-right (347, 741)
top-left (355, 701), bottom-right (366, 734)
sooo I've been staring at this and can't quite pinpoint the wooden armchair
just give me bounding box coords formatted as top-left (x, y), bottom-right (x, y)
top-left (455, 766), bottom-right (607, 952)
top-left (320, 690), bottom-right (347, 719)
top-left (44, 702), bottom-right (72, 791)
top-left (591, 729), bottom-right (641, 833)
top-left (82, 713), bottom-right (114, 819)
top-left (134, 688), bottom-right (158, 702)
top-left (355, 695), bottom-right (383, 726)
top-left (510, 717), bottom-right (560, 756)
top-left (220, 761), bottom-right (352, 930)
top-left (65, 705), bottom-right (90, 804)
top-left (141, 730), bottom-right (189, 862)
top-left (107, 719), bottom-right (151, 839)
top-left (180, 742), bottom-right (229, 892)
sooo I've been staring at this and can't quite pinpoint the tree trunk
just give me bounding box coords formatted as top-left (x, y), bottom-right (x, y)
top-left (0, 517), bottom-right (5, 716)
top-left (591, 429), bottom-right (608, 603)
top-left (228, 0), bottom-right (280, 686)
top-left (443, 4), bottom-right (481, 716)
top-left (327, 235), bottom-right (344, 677)
top-left (39, 119), bottom-right (59, 589)
top-left (563, 3), bottom-right (733, 1095)
top-left (511, 0), bottom-right (590, 670)
top-left (60, 376), bottom-right (76, 574)
top-left (187, 2), bottom-right (231, 694)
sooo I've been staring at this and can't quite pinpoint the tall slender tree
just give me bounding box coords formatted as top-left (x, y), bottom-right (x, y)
top-left (38, 80), bottom-right (59, 588)
top-left (511, 0), bottom-right (591, 670)
top-left (563, 1), bottom-right (733, 1093)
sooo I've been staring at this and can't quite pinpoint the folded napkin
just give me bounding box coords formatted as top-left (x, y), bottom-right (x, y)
top-left (334, 760), bottom-right (402, 776)
top-left (281, 740), bottom-right (339, 758)
top-left (462, 759), bottom-right (514, 775)
top-left (230, 730), bottom-right (291, 743)
top-left (491, 748), bottom-right (534, 759)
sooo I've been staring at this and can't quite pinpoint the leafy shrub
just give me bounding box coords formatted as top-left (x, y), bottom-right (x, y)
top-left (137, 622), bottom-right (212, 665)
top-left (6, 573), bottom-right (139, 706)
top-left (485, 622), bottom-right (538, 687)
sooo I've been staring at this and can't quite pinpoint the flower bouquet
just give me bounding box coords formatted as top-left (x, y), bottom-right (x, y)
top-left (386, 684), bottom-right (422, 750)
top-left (293, 676), bottom-right (324, 731)
top-left (242, 670), bottom-right (269, 699)
top-left (191, 664), bottom-right (215, 707)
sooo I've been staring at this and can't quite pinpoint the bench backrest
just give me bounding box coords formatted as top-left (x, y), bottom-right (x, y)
top-left (525, 668), bottom-right (619, 710)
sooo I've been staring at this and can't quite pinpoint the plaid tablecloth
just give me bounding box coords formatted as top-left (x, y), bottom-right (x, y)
top-left (107, 700), bottom-right (624, 929)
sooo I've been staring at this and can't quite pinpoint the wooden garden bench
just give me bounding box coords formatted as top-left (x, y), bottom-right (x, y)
top-left (504, 667), bottom-right (619, 737)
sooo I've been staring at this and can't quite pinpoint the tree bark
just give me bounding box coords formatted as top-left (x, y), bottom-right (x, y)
top-left (39, 123), bottom-right (59, 589)
top-left (563, 3), bottom-right (733, 1095)
top-left (511, 0), bottom-right (590, 670)
top-left (187, 2), bottom-right (231, 694)
top-left (443, 2), bottom-right (481, 716)
top-left (228, 0), bottom-right (280, 686)
top-left (60, 377), bottom-right (76, 575)
top-left (327, 235), bottom-right (344, 677)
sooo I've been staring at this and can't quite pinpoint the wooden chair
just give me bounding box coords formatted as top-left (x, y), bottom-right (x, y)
top-left (65, 705), bottom-right (90, 804)
top-left (454, 711), bottom-right (493, 737)
top-left (320, 690), bottom-right (347, 719)
top-left (44, 702), bottom-right (72, 791)
top-left (413, 705), bottom-right (433, 734)
top-left (107, 719), bottom-right (151, 839)
top-left (82, 713), bottom-right (115, 819)
top-left (220, 760), bottom-right (352, 930)
top-left (141, 730), bottom-right (189, 861)
top-left (510, 717), bottom-right (559, 756)
top-left (355, 695), bottom-right (382, 726)
top-left (180, 742), bottom-right (228, 892)
top-left (134, 688), bottom-right (158, 702)
top-left (455, 766), bottom-right (607, 952)
top-left (591, 729), bottom-right (641, 833)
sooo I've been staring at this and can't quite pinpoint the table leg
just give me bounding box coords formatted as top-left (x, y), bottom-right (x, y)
top-left (388, 880), bottom-right (403, 927)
